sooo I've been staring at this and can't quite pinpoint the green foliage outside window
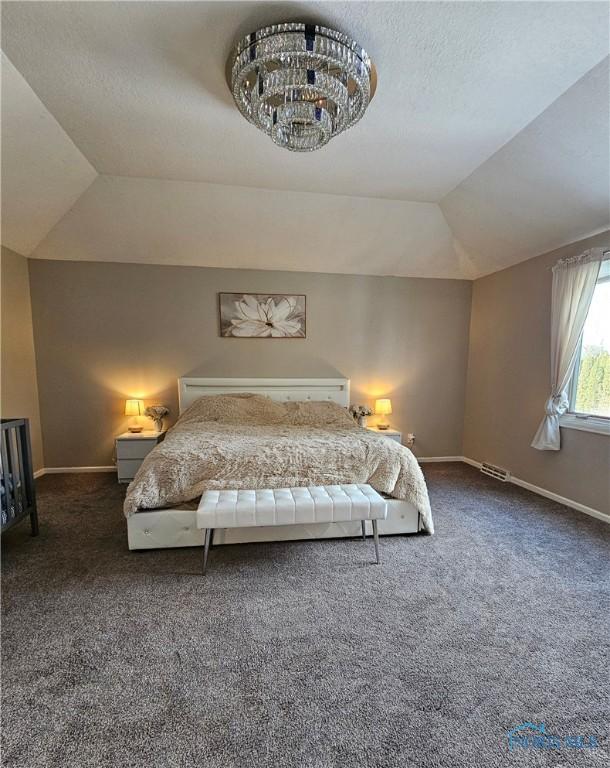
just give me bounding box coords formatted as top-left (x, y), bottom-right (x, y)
top-left (574, 345), bottom-right (610, 417)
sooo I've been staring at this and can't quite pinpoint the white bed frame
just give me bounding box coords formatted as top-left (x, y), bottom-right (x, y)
top-left (179, 377), bottom-right (351, 410)
top-left (127, 377), bottom-right (421, 550)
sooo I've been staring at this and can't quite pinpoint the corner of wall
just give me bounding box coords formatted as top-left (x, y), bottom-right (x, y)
top-left (1, 246), bottom-right (45, 471)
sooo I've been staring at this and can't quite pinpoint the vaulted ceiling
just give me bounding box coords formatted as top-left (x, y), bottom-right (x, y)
top-left (2, 1), bottom-right (609, 278)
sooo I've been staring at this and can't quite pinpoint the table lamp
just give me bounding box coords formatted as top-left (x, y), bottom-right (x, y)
top-left (375, 398), bottom-right (392, 430)
top-left (125, 399), bottom-right (144, 433)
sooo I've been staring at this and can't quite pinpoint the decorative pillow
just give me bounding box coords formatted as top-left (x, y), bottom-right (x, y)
top-left (178, 393), bottom-right (287, 425)
top-left (285, 400), bottom-right (356, 429)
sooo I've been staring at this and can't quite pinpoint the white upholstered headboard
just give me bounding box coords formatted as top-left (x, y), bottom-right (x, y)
top-left (178, 377), bottom-right (350, 413)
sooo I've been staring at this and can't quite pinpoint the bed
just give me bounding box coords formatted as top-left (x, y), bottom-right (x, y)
top-left (125, 378), bottom-right (433, 550)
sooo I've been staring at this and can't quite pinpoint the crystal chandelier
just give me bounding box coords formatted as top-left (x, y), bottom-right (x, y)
top-left (229, 22), bottom-right (376, 152)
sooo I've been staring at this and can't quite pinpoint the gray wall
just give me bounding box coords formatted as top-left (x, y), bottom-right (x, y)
top-left (463, 231), bottom-right (610, 513)
top-left (1, 247), bottom-right (44, 471)
top-left (28, 259), bottom-right (472, 467)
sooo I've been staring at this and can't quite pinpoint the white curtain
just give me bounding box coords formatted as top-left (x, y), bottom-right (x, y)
top-left (531, 248), bottom-right (604, 451)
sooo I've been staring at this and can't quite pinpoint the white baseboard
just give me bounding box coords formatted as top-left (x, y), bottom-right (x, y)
top-left (38, 460), bottom-right (465, 475)
top-left (461, 457), bottom-right (482, 468)
top-left (418, 456), bottom-right (464, 463)
top-left (509, 475), bottom-right (609, 524)
top-left (462, 456), bottom-right (608, 525)
top-left (36, 466), bottom-right (115, 477)
top-left (33, 458), bottom-right (608, 525)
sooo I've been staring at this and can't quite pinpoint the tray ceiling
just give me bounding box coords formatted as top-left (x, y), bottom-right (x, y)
top-left (0, 53), bottom-right (96, 255)
top-left (1, 1), bottom-right (608, 278)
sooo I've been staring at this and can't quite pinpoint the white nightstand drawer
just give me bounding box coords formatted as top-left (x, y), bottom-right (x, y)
top-left (116, 431), bottom-right (165, 484)
top-left (378, 432), bottom-right (401, 443)
top-left (117, 459), bottom-right (143, 482)
top-left (116, 439), bottom-right (159, 460)
top-left (366, 426), bottom-right (402, 444)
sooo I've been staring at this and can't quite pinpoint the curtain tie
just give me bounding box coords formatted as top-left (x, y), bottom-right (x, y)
top-left (544, 392), bottom-right (569, 417)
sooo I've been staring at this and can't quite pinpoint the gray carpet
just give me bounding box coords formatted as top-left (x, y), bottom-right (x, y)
top-left (1, 463), bottom-right (608, 768)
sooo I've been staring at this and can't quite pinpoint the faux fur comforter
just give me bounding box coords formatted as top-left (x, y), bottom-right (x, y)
top-left (124, 394), bottom-right (433, 533)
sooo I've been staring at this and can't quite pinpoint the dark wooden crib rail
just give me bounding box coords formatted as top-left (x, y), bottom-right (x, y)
top-left (1, 418), bottom-right (39, 536)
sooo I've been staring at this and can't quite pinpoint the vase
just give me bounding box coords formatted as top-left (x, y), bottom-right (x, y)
top-left (153, 417), bottom-right (164, 432)
top-left (358, 416), bottom-right (368, 428)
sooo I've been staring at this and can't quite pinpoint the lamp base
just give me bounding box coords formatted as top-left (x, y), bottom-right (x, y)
top-left (128, 425), bottom-right (143, 433)
top-left (377, 422), bottom-right (389, 431)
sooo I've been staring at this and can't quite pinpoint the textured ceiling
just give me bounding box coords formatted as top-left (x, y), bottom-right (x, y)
top-left (441, 57), bottom-right (610, 276)
top-left (0, 52), bottom-right (96, 255)
top-left (1, 1), bottom-right (609, 278)
top-left (3, 1), bottom-right (606, 201)
top-left (32, 175), bottom-right (471, 279)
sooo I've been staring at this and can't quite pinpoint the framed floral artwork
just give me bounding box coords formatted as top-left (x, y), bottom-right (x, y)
top-left (219, 293), bottom-right (306, 338)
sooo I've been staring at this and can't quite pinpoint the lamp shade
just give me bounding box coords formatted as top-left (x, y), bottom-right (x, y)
top-left (124, 399), bottom-right (144, 417)
top-left (375, 398), bottom-right (392, 416)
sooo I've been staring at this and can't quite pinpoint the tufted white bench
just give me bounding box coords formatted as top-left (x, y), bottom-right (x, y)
top-left (196, 484), bottom-right (388, 574)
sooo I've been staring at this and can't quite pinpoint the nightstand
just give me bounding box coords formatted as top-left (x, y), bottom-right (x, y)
top-left (366, 426), bottom-right (402, 444)
top-left (116, 431), bottom-right (165, 483)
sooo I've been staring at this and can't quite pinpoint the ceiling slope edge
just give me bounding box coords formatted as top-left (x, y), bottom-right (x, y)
top-left (439, 58), bottom-right (610, 277)
top-left (30, 174), bottom-right (474, 280)
top-left (0, 51), bottom-right (98, 256)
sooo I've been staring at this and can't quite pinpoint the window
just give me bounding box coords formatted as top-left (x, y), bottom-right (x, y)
top-left (568, 258), bottom-right (610, 419)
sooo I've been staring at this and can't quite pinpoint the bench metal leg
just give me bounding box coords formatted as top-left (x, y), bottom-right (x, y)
top-left (202, 528), bottom-right (212, 575)
top-left (361, 520), bottom-right (366, 540)
top-left (372, 519), bottom-right (380, 564)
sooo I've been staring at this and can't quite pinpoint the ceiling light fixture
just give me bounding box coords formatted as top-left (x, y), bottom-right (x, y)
top-left (229, 22), bottom-right (376, 152)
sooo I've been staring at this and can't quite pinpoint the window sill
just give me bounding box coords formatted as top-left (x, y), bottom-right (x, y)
top-left (560, 413), bottom-right (610, 436)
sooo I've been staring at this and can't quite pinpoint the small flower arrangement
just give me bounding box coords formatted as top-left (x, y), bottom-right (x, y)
top-left (144, 405), bottom-right (169, 432)
top-left (349, 404), bottom-right (373, 427)
top-left (349, 405), bottom-right (373, 418)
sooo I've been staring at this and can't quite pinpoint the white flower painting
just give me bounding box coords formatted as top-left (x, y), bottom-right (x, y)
top-left (219, 293), bottom-right (306, 338)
